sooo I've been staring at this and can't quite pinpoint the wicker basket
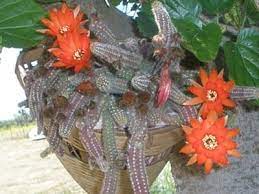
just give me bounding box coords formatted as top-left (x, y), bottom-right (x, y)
top-left (57, 126), bottom-right (182, 193)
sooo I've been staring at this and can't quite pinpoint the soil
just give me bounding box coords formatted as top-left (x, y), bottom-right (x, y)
top-left (0, 138), bottom-right (86, 194)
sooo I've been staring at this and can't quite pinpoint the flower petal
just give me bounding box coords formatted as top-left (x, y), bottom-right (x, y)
top-left (190, 119), bottom-right (201, 128)
top-left (225, 80), bottom-right (235, 91)
top-left (218, 69), bottom-right (224, 79)
top-left (180, 144), bottom-right (195, 154)
top-left (190, 79), bottom-right (203, 88)
top-left (186, 154), bottom-right (197, 166)
top-left (218, 155), bottom-right (229, 165)
top-left (73, 5), bottom-right (80, 17)
top-left (52, 61), bottom-right (67, 67)
top-left (197, 154), bottom-right (207, 165)
top-left (182, 125), bottom-right (193, 134)
top-left (222, 99), bottom-right (236, 107)
top-left (204, 159), bottom-right (213, 174)
top-left (207, 111), bottom-right (218, 125)
top-left (209, 69), bottom-right (218, 82)
top-left (188, 86), bottom-right (205, 99)
top-left (227, 149), bottom-right (241, 158)
top-left (183, 97), bottom-right (203, 105)
top-left (223, 140), bottom-right (237, 150)
top-left (226, 129), bottom-right (239, 138)
top-left (199, 68), bottom-right (208, 86)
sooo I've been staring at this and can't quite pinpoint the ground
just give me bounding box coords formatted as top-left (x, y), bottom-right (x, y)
top-left (0, 127), bottom-right (175, 194)
top-left (0, 138), bottom-right (85, 194)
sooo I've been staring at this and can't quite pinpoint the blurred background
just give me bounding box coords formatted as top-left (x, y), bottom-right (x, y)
top-left (0, 48), bottom-right (175, 194)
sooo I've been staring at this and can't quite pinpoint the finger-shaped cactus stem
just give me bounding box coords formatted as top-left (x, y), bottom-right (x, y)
top-left (116, 67), bottom-right (135, 81)
top-left (101, 108), bottom-right (119, 194)
top-left (45, 69), bottom-right (61, 90)
top-left (102, 108), bottom-right (119, 162)
top-left (101, 167), bottom-right (118, 194)
top-left (90, 20), bottom-right (120, 46)
top-left (47, 121), bottom-right (64, 156)
top-left (44, 111), bottom-right (66, 156)
top-left (127, 117), bottom-right (150, 194)
top-left (180, 70), bottom-right (199, 86)
top-left (77, 98), bottom-right (108, 172)
top-left (147, 107), bottom-right (162, 128)
top-left (131, 72), bottom-right (151, 92)
top-left (161, 112), bottom-right (183, 126)
top-left (231, 86), bottom-right (259, 101)
top-left (151, 1), bottom-right (183, 73)
top-left (28, 78), bottom-right (45, 118)
top-left (127, 134), bottom-right (149, 193)
top-left (28, 78), bottom-right (46, 134)
top-left (169, 84), bottom-right (190, 105)
top-left (170, 102), bottom-right (198, 124)
top-left (151, 1), bottom-right (178, 49)
top-left (79, 123), bottom-right (108, 172)
top-left (119, 37), bottom-right (140, 53)
top-left (36, 112), bottom-right (44, 135)
top-left (91, 42), bottom-right (143, 70)
top-left (23, 71), bottom-right (35, 98)
top-left (108, 97), bottom-right (128, 128)
top-left (59, 93), bottom-right (88, 138)
top-left (95, 71), bottom-right (129, 94)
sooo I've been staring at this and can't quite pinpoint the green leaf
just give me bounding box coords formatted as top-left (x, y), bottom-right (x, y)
top-left (136, 3), bottom-right (158, 38)
top-left (224, 1), bottom-right (244, 29)
top-left (224, 28), bottom-right (259, 103)
top-left (110, 0), bottom-right (121, 6)
top-left (244, 0), bottom-right (259, 22)
top-left (174, 20), bottom-right (222, 62)
top-left (163, 0), bottom-right (222, 62)
top-left (163, 0), bottom-right (202, 19)
top-left (197, 0), bottom-right (235, 14)
top-left (0, 0), bottom-right (46, 48)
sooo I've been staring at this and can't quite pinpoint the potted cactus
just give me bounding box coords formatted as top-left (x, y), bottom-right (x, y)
top-left (1, 0), bottom-right (258, 193)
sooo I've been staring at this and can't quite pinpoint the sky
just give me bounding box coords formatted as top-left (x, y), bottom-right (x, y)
top-left (0, 48), bottom-right (26, 121)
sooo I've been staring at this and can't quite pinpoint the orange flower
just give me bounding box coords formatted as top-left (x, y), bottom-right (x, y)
top-left (183, 68), bottom-right (235, 118)
top-left (49, 30), bottom-right (91, 72)
top-left (180, 111), bottom-right (240, 174)
top-left (38, 3), bottom-right (86, 36)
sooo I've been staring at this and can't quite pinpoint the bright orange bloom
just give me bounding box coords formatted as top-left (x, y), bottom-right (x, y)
top-left (38, 3), bottom-right (86, 36)
top-left (183, 68), bottom-right (235, 118)
top-left (49, 30), bottom-right (91, 73)
top-left (180, 111), bottom-right (240, 174)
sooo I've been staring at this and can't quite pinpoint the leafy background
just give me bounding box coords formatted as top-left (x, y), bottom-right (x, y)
top-left (0, 0), bottom-right (258, 104)
top-left (0, 0), bottom-right (45, 48)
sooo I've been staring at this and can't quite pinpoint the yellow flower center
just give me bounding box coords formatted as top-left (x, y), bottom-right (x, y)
top-left (206, 90), bottom-right (217, 102)
top-left (59, 25), bottom-right (70, 34)
top-left (202, 134), bottom-right (218, 150)
top-left (73, 49), bottom-right (85, 60)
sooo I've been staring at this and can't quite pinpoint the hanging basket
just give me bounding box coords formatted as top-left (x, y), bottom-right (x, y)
top-left (57, 126), bottom-right (182, 193)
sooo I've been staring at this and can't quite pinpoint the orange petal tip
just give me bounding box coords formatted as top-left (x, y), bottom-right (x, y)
top-left (183, 97), bottom-right (203, 106)
top-left (186, 154), bottom-right (197, 166)
top-left (227, 149), bottom-right (241, 158)
top-left (182, 125), bottom-right (193, 134)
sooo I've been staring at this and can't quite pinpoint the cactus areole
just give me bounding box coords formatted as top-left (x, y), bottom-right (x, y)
top-left (16, 1), bottom-right (259, 194)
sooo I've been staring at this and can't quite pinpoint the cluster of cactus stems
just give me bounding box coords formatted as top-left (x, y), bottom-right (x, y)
top-left (20, 1), bottom-right (259, 193)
